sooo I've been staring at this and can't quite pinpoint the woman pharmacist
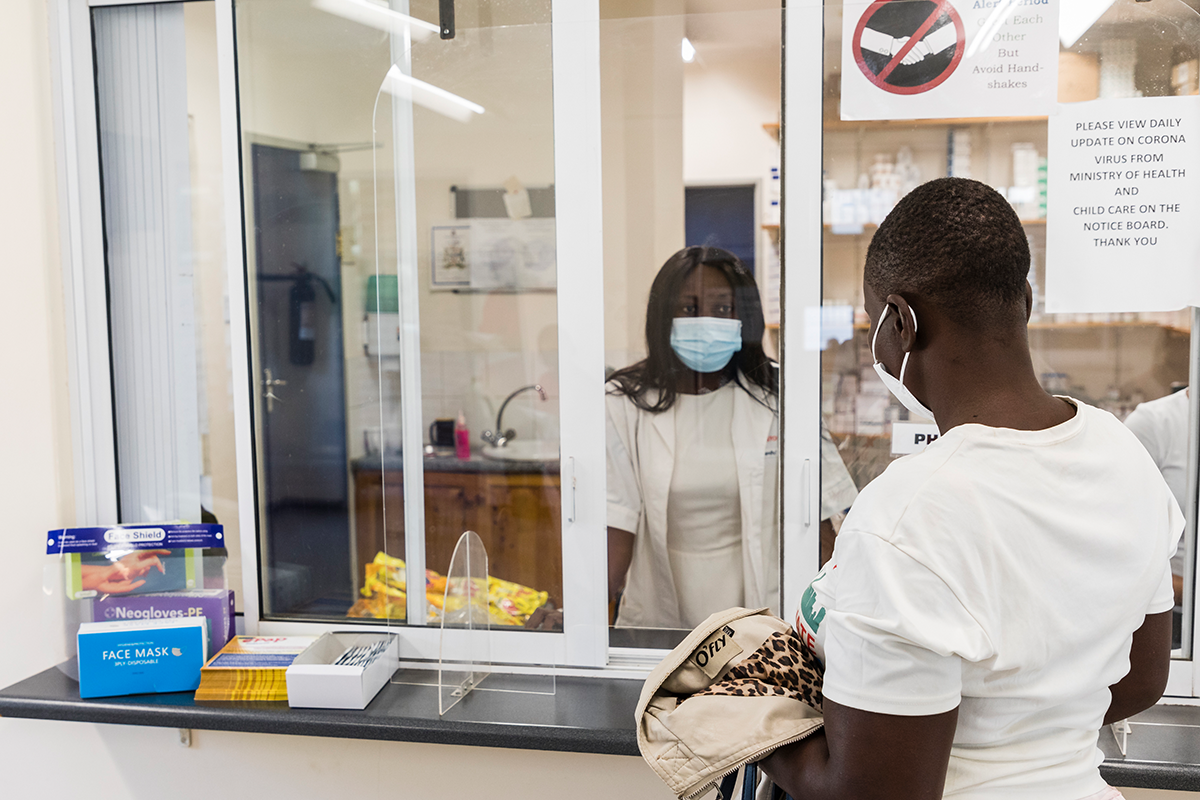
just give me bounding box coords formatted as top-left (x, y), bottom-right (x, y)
top-left (605, 246), bottom-right (856, 629)
top-left (764, 179), bottom-right (1180, 800)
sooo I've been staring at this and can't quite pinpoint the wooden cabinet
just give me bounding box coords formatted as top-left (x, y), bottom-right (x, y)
top-left (353, 468), bottom-right (563, 606)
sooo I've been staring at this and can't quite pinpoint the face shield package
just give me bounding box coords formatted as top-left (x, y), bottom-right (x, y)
top-left (44, 523), bottom-right (232, 684)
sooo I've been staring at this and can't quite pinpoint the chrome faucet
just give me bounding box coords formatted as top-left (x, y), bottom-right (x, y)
top-left (481, 384), bottom-right (547, 447)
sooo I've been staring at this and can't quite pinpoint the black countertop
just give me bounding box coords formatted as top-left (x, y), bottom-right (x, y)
top-left (0, 666), bottom-right (636, 755)
top-left (351, 453), bottom-right (559, 475)
top-left (1097, 704), bottom-right (1200, 791)
top-left (3, 666), bottom-right (1200, 789)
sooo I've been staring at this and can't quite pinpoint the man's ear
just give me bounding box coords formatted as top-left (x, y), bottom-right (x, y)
top-left (885, 294), bottom-right (918, 353)
top-left (1024, 281), bottom-right (1034, 322)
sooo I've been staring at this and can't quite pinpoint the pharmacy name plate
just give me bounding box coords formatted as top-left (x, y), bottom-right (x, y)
top-left (1046, 95), bottom-right (1200, 313)
top-left (891, 422), bottom-right (941, 455)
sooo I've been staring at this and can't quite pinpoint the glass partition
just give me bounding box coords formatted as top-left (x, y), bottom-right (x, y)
top-left (600, 4), bottom-right (784, 650)
top-left (236, 0), bottom-right (393, 621)
top-left (819, 0), bottom-right (1200, 658)
top-left (371, 3), bottom-right (562, 634)
top-left (237, 0), bottom-right (564, 632)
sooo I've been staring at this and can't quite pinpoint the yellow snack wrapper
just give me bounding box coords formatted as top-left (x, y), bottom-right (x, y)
top-left (349, 551), bottom-right (550, 626)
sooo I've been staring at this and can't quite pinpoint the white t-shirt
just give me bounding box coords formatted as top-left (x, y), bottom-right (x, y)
top-left (668, 385), bottom-right (744, 625)
top-left (1124, 389), bottom-right (1190, 579)
top-left (795, 399), bottom-right (1182, 800)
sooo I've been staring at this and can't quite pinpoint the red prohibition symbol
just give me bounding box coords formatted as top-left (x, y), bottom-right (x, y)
top-left (853, 0), bottom-right (965, 95)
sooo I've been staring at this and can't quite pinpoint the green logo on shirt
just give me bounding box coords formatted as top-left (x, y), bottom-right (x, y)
top-left (800, 572), bottom-right (827, 633)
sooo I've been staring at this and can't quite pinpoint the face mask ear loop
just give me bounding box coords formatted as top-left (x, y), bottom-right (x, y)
top-left (897, 307), bottom-right (919, 388)
top-left (871, 306), bottom-right (890, 365)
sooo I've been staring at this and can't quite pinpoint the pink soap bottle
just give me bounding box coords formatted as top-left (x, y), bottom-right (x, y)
top-left (454, 411), bottom-right (471, 460)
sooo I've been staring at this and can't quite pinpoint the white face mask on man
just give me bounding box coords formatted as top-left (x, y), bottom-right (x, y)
top-left (871, 305), bottom-right (936, 423)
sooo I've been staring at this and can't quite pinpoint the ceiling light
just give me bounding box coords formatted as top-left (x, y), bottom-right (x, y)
top-left (381, 65), bottom-right (485, 123)
top-left (682, 37), bottom-right (696, 63)
top-left (313, 0), bottom-right (440, 42)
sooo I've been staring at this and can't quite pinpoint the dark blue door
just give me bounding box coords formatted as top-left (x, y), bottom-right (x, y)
top-left (685, 185), bottom-right (757, 275)
top-left (252, 144), bottom-right (350, 615)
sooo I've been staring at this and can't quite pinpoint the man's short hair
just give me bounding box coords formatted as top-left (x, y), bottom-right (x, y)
top-left (865, 178), bottom-right (1030, 328)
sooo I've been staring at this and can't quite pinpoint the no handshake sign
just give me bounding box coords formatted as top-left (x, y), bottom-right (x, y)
top-left (852, 0), bottom-right (964, 95)
top-left (840, 0), bottom-right (1060, 121)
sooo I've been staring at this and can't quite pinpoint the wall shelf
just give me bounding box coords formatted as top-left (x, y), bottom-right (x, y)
top-left (831, 320), bottom-right (1187, 334)
top-left (824, 115), bottom-right (1047, 132)
top-left (762, 220), bottom-right (1045, 235)
top-left (767, 115), bottom-right (1047, 137)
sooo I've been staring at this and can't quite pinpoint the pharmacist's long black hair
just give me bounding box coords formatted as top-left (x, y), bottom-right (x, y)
top-left (607, 246), bottom-right (777, 413)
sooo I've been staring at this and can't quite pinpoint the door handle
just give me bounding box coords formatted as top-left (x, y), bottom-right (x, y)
top-left (263, 367), bottom-right (287, 413)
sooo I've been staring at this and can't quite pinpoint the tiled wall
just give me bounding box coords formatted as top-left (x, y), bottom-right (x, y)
top-left (349, 350), bottom-right (561, 459)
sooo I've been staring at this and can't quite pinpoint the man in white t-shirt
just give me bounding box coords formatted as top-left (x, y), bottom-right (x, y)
top-left (763, 178), bottom-right (1181, 800)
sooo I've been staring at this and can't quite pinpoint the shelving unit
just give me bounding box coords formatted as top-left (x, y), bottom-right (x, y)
top-left (813, 99), bottom-right (1188, 462)
top-left (823, 115), bottom-right (1048, 132)
top-left (766, 115), bottom-right (1050, 136)
top-left (770, 319), bottom-right (1189, 334)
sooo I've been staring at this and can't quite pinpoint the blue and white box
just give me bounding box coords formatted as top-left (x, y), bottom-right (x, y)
top-left (77, 617), bottom-right (208, 699)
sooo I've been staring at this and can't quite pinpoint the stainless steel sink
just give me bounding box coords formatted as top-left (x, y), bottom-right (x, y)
top-left (480, 440), bottom-right (559, 462)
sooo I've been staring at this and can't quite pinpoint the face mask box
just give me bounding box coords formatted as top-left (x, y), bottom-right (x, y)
top-left (77, 617), bottom-right (208, 699)
top-left (90, 589), bottom-right (235, 659)
top-left (285, 632), bottom-right (399, 709)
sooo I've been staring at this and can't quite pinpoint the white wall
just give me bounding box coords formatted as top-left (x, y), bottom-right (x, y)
top-left (0, 0), bottom-right (75, 684)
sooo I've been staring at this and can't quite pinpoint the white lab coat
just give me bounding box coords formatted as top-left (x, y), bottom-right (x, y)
top-left (606, 377), bottom-right (780, 628)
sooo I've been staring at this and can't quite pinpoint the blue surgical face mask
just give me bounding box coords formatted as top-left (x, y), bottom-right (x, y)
top-left (670, 317), bottom-right (743, 373)
top-left (871, 305), bottom-right (936, 422)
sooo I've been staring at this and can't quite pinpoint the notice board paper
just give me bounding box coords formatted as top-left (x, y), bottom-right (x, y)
top-left (1046, 95), bottom-right (1200, 313)
top-left (841, 0), bottom-right (1059, 121)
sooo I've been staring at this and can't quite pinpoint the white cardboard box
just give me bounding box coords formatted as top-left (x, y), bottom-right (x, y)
top-left (285, 632), bottom-right (399, 709)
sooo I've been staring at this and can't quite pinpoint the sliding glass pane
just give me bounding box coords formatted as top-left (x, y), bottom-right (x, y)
top-left (600, 3), bottom-right (784, 650)
top-left (94, 0), bottom-right (240, 599)
top-left (236, 0), bottom-right (392, 619)
top-left (237, 0), bottom-right (563, 628)
top-left (819, 0), bottom-right (1199, 656)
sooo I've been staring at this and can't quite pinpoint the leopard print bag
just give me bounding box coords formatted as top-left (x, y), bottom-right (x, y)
top-left (636, 607), bottom-right (825, 800)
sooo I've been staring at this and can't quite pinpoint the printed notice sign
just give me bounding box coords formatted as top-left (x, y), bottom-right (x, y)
top-left (1046, 96), bottom-right (1200, 313)
top-left (841, 0), bottom-right (1059, 121)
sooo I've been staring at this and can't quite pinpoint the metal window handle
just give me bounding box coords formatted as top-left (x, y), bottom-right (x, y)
top-left (801, 458), bottom-right (812, 528)
top-left (566, 456), bottom-right (577, 523)
top-left (439, 0), bottom-right (454, 39)
top-left (263, 367), bottom-right (287, 413)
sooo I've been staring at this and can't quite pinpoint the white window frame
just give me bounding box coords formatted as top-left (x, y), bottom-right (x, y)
top-left (52, 0), bottom-right (1200, 689)
top-left (230, 0), bottom-right (610, 669)
top-left (49, 0), bottom-right (612, 671)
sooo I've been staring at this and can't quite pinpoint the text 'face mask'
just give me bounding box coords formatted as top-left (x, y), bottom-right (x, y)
top-left (671, 317), bottom-right (743, 373)
top-left (871, 305), bottom-right (936, 422)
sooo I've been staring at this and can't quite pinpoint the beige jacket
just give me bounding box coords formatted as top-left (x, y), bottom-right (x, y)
top-left (636, 607), bottom-right (825, 800)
